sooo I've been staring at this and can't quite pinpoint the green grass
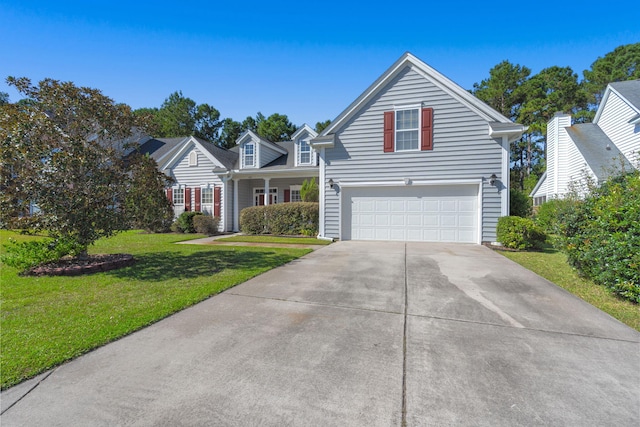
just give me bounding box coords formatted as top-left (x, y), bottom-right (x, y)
top-left (216, 235), bottom-right (332, 245)
top-left (499, 248), bottom-right (639, 331)
top-left (0, 230), bottom-right (311, 389)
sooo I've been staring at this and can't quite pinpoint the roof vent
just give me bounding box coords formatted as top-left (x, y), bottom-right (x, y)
top-left (606, 144), bottom-right (611, 151)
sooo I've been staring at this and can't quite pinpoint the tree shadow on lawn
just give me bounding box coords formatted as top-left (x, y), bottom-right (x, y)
top-left (106, 249), bottom-right (298, 281)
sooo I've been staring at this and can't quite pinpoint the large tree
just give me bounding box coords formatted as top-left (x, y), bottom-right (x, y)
top-left (256, 113), bottom-right (297, 142)
top-left (139, 91), bottom-right (223, 142)
top-left (472, 60), bottom-right (531, 120)
top-left (125, 153), bottom-right (175, 233)
top-left (582, 43), bottom-right (640, 107)
top-left (0, 77), bottom-right (138, 254)
top-left (315, 119), bottom-right (331, 133)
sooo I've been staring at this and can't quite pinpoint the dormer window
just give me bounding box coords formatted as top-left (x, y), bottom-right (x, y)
top-left (243, 142), bottom-right (255, 168)
top-left (298, 139), bottom-right (311, 165)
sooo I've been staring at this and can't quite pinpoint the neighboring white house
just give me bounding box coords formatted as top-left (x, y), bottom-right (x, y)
top-left (139, 126), bottom-right (320, 232)
top-left (311, 52), bottom-right (525, 244)
top-left (530, 79), bottom-right (640, 205)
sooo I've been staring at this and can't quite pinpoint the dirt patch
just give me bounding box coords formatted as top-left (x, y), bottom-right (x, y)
top-left (27, 254), bottom-right (136, 276)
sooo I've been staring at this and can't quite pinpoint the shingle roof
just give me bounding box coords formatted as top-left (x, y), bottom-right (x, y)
top-left (192, 137), bottom-right (238, 169)
top-left (566, 124), bottom-right (634, 180)
top-left (137, 137), bottom-right (187, 163)
top-left (609, 79), bottom-right (640, 111)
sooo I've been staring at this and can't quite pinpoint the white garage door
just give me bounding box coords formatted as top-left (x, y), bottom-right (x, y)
top-left (343, 185), bottom-right (478, 243)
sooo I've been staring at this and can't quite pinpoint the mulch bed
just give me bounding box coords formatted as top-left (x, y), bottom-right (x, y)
top-left (27, 254), bottom-right (136, 276)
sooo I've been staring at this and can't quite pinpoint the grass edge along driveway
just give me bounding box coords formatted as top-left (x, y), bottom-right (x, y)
top-left (499, 248), bottom-right (639, 332)
top-left (0, 230), bottom-right (311, 390)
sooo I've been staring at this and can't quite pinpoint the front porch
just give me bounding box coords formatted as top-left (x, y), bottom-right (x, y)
top-left (231, 173), bottom-right (318, 232)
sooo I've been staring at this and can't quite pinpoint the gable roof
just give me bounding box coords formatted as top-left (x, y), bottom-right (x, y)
top-left (565, 123), bottom-right (633, 180)
top-left (138, 137), bottom-right (188, 164)
top-left (140, 136), bottom-right (237, 171)
top-left (594, 79), bottom-right (640, 123)
top-left (316, 52), bottom-right (518, 140)
top-left (237, 130), bottom-right (288, 155)
top-left (291, 123), bottom-right (318, 140)
top-left (192, 136), bottom-right (238, 169)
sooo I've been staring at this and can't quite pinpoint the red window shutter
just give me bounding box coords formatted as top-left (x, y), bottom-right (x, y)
top-left (185, 187), bottom-right (192, 211)
top-left (421, 108), bottom-right (433, 151)
top-left (166, 188), bottom-right (173, 204)
top-left (284, 189), bottom-right (290, 203)
top-left (194, 187), bottom-right (201, 212)
top-left (214, 187), bottom-right (221, 217)
top-left (383, 111), bottom-right (394, 152)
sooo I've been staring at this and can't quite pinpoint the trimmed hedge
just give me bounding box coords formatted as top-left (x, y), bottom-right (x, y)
top-left (496, 216), bottom-right (547, 250)
top-left (240, 202), bottom-right (319, 236)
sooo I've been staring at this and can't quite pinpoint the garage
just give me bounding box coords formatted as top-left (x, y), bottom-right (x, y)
top-left (341, 185), bottom-right (479, 243)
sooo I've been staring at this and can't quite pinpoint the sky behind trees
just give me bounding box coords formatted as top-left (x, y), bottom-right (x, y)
top-left (1, 0), bottom-right (638, 126)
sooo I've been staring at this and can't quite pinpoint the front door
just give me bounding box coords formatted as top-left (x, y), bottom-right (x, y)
top-left (254, 188), bottom-right (277, 206)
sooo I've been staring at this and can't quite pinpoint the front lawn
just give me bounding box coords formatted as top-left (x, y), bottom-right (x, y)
top-left (499, 248), bottom-right (639, 331)
top-left (0, 230), bottom-right (311, 389)
top-left (216, 235), bottom-right (332, 245)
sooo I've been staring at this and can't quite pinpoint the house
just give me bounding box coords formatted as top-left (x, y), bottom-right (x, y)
top-left (139, 125), bottom-right (319, 232)
top-left (310, 52), bottom-right (525, 244)
top-left (530, 79), bottom-right (640, 205)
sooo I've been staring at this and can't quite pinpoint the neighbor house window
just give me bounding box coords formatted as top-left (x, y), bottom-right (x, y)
top-left (298, 139), bottom-right (311, 165)
top-left (243, 142), bottom-right (255, 167)
top-left (201, 187), bottom-right (213, 204)
top-left (395, 108), bottom-right (419, 151)
top-left (173, 188), bottom-right (184, 205)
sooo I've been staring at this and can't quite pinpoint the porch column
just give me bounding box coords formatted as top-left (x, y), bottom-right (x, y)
top-left (233, 178), bottom-right (240, 232)
top-left (263, 178), bottom-right (271, 206)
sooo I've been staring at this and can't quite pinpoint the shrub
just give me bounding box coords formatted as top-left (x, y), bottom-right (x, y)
top-left (496, 216), bottom-right (547, 250)
top-left (193, 215), bottom-right (220, 236)
top-left (534, 198), bottom-right (581, 248)
top-left (300, 178), bottom-right (319, 202)
top-left (510, 188), bottom-right (532, 217)
top-left (172, 211), bottom-right (203, 233)
top-left (1, 237), bottom-right (84, 273)
top-left (240, 202), bottom-right (319, 236)
top-left (563, 171), bottom-right (640, 303)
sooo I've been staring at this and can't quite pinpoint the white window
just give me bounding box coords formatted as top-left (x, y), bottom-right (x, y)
top-left (254, 188), bottom-right (278, 206)
top-left (188, 151), bottom-right (198, 166)
top-left (201, 188), bottom-right (213, 204)
top-left (396, 108), bottom-right (419, 151)
top-left (298, 139), bottom-right (311, 165)
top-left (290, 185), bottom-right (302, 202)
top-left (243, 142), bottom-right (255, 167)
top-left (173, 188), bottom-right (184, 205)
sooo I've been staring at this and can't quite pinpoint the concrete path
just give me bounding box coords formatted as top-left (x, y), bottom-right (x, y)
top-left (2, 241), bottom-right (638, 426)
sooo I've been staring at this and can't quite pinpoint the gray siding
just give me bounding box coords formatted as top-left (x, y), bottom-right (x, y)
top-left (170, 146), bottom-right (226, 231)
top-left (258, 143), bottom-right (282, 167)
top-left (324, 66), bottom-right (504, 242)
top-left (598, 92), bottom-right (640, 165)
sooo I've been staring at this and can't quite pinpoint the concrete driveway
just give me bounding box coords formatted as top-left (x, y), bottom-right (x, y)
top-left (2, 241), bottom-right (638, 426)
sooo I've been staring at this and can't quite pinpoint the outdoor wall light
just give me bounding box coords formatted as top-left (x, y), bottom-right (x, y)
top-left (489, 174), bottom-right (497, 186)
top-left (328, 178), bottom-right (334, 189)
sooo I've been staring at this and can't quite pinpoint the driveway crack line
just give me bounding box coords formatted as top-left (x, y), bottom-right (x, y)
top-left (401, 243), bottom-right (408, 427)
top-left (407, 312), bottom-right (639, 344)
top-left (225, 292), bottom-right (404, 316)
top-left (1, 369), bottom-right (56, 415)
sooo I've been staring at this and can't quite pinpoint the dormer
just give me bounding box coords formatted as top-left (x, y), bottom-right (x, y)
top-left (237, 130), bottom-right (287, 169)
top-left (291, 124), bottom-right (318, 167)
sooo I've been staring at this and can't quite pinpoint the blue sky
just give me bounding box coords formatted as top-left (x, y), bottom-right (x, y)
top-left (2, 1), bottom-right (638, 127)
